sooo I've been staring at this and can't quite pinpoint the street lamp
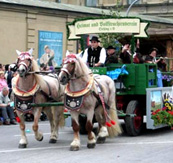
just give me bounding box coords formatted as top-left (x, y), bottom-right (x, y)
top-left (126, 0), bottom-right (140, 16)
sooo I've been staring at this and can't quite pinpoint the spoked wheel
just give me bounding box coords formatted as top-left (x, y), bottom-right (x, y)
top-left (125, 100), bottom-right (143, 136)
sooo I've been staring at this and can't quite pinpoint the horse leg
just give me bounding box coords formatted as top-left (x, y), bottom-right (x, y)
top-left (70, 111), bottom-right (80, 151)
top-left (51, 106), bottom-right (64, 143)
top-left (16, 111), bottom-right (28, 148)
top-left (85, 109), bottom-right (96, 149)
top-left (43, 107), bottom-right (57, 143)
top-left (95, 106), bottom-right (108, 144)
top-left (32, 108), bottom-right (43, 141)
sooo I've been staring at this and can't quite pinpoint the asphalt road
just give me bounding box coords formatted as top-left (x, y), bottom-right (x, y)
top-left (0, 121), bottom-right (173, 163)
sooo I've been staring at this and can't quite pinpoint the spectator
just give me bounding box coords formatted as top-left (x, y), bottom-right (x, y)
top-left (4, 65), bottom-right (14, 98)
top-left (0, 64), bottom-right (3, 71)
top-left (0, 87), bottom-right (16, 125)
top-left (82, 36), bottom-right (106, 67)
top-left (0, 71), bottom-right (8, 92)
top-left (105, 46), bottom-right (118, 65)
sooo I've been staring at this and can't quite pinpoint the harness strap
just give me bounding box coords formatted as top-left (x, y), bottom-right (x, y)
top-left (61, 68), bottom-right (72, 77)
top-left (94, 80), bottom-right (112, 125)
top-left (92, 91), bottom-right (110, 110)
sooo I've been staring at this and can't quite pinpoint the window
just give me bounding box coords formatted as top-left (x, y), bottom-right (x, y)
top-left (86, 0), bottom-right (98, 7)
top-left (127, 0), bottom-right (140, 5)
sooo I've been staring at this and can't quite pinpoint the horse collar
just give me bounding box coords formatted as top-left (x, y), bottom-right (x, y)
top-left (12, 75), bottom-right (40, 97)
top-left (65, 74), bottom-right (94, 97)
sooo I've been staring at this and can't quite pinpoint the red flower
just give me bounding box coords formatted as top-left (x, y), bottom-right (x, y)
top-left (168, 111), bottom-right (173, 115)
top-left (152, 112), bottom-right (156, 115)
top-left (162, 107), bottom-right (167, 111)
top-left (155, 109), bottom-right (161, 113)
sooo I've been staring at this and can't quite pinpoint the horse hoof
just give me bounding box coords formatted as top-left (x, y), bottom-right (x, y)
top-left (18, 144), bottom-right (27, 148)
top-left (87, 143), bottom-right (96, 149)
top-left (49, 139), bottom-right (57, 144)
top-left (38, 136), bottom-right (43, 141)
top-left (97, 137), bottom-right (106, 144)
top-left (70, 146), bottom-right (80, 151)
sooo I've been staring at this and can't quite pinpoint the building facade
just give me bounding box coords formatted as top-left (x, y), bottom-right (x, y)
top-left (0, 0), bottom-right (172, 70)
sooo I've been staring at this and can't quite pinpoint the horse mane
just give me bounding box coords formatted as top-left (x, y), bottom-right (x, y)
top-left (75, 57), bottom-right (91, 76)
top-left (31, 59), bottom-right (47, 89)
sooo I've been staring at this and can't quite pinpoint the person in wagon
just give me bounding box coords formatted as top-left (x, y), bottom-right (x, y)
top-left (105, 45), bottom-right (118, 65)
top-left (39, 45), bottom-right (57, 70)
top-left (82, 36), bottom-right (106, 67)
top-left (0, 87), bottom-right (16, 125)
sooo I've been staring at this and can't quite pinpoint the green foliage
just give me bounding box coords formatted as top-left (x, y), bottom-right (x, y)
top-left (98, 0), bottom-right (124, 49)
top-left (151, 99), bottom-right (173, 127)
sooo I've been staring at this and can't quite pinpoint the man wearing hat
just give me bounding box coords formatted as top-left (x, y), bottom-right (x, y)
top-left (105, 46), bottom-right (118, 65)
top-left (82, 36), bottom-right (106, 67)
top-left (39, 45), bottom-right (57, 70)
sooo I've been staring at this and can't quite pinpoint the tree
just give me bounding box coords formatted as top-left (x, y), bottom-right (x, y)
top-left (98, 0), bottom-right (124, 51)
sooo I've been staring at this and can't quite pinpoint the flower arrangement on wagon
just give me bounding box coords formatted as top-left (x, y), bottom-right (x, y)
top-left (151, 98), bottom-right (173, 128)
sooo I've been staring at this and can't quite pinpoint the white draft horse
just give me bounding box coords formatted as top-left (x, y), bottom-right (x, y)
top-left (59, 53), bottom-right (122, 151)
top-left (12, 49), bottom-right (64, 148)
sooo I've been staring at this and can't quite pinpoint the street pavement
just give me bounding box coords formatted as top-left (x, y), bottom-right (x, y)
top-left (0, 121), bottom-right (173, 163)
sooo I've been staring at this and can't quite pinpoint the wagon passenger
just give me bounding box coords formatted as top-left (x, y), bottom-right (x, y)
top-left (119, 44), bottom-right (132, 64)
top-left (82, 36), bottom-right (106, 67)
top-left (105, 46), bottom-right (118, 65)
top-left (145, 48), bottom-right (163, 87)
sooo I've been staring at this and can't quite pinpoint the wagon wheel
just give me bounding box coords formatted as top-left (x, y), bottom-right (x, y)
top-left (125, 100), bottom-right (143, 136)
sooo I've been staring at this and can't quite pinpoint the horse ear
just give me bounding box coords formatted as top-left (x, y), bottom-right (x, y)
top-left (77, 51), bottom-right (83, 58)
top-left (66, 50), bottom-right (70, 56)
top-left (28, 48), bottom-right (33, 55)
top-left (16, 50), bottom-right (21, 56)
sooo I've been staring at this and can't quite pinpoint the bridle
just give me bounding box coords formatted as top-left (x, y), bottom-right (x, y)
top-left (17, 52), bottom-right (32, 75)
top-left (60, 54), bottom-right (93, 81)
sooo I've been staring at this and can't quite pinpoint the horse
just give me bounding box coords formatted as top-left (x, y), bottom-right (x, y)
top-left (59, 53), bottom-right (122, 151)
top-left (12, 49), bottom-right (64, 148)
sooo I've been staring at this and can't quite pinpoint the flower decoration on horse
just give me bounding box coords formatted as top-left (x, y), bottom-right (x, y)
top-left (151, 93), bottom-right (173, 128)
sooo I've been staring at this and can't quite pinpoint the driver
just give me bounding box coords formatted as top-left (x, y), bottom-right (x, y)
top-left (82, 36), bottom-right (106, 67)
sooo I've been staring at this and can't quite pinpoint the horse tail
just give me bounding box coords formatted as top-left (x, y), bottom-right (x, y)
top-left (107, 79), bottom-right (122, 137)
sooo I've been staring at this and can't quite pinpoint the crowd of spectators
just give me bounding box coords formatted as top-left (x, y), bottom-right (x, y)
top-left (0, 64), bottom-right (17, 125)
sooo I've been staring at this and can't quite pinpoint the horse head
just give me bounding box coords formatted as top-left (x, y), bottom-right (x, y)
top-left (16, 48), bottom-right (33, 77)
top-left (59, 52), bottom-right (77, 85)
